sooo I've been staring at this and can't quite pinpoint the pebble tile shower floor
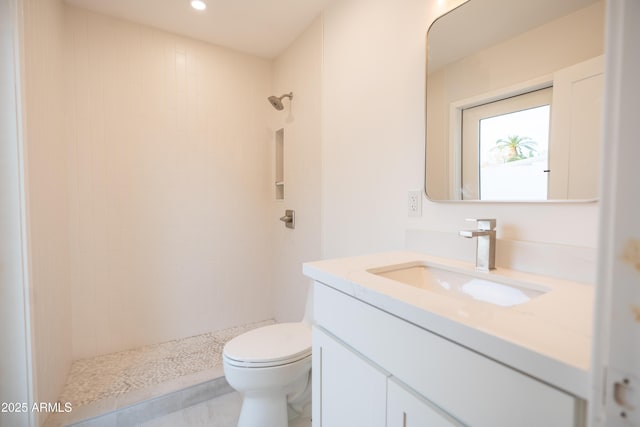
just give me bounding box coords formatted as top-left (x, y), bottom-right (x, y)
top-left (59, 320), bottom-right (275, 408)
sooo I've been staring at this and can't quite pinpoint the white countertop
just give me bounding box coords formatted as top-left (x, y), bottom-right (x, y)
top-left (303, 251), bottom-right (594, 399)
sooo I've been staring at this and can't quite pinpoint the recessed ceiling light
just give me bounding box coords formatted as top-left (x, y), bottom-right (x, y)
top-left (190, 0), bottom-right (207, 11)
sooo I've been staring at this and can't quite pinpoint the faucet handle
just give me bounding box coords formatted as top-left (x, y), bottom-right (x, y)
top-left (465, 218), bottom-right (496, 230)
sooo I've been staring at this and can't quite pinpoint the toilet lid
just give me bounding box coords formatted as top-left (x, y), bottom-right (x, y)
top-left (223, 323), bottom-right (311, 366)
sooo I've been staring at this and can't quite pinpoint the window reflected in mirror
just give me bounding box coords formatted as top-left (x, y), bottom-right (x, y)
top-left (462, 88), bottom-right (551, 200)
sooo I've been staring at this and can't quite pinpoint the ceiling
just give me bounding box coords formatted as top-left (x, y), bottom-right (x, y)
top-left (63, 0), bottom-right (335, 58)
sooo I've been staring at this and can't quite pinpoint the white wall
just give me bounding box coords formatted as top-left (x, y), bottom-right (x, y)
top-left (22, 0), bottom-right (73, 416)
top-left (322, 0), bottom-right (431, 257)
top-left (270, 18), bottom-right (323, 322)
top-left (64, 6), bottom-right (275, 359)
top-left (1, 0), bottom-right (34, 425)
top-left (321, 0), bottom-right (599, 265)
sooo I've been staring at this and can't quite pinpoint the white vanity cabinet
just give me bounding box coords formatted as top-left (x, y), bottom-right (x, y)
top-left (313, 327), bottom-right (460, 427)
top-left (312, 281), bottom-right (586, 427)
top-left (387, 378), bottom-right (463, 427)
top-left (312, 328), bottom-right (387, 427)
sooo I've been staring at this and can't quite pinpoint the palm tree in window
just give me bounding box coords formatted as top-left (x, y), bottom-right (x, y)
top-left (493, 135), bottom-right (538, 162)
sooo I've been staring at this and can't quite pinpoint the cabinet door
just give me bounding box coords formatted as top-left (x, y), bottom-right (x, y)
top-left (312, 327), bottom-right (387, 427)
top-left (387, 378), bottom-right (462, 427)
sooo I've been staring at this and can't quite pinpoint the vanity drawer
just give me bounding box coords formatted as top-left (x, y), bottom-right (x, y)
top-left (314, 282), bottom-right (581, 427)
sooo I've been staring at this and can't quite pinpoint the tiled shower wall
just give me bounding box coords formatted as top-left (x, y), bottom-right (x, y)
top-left (64, 5), bottom-right (275, 359)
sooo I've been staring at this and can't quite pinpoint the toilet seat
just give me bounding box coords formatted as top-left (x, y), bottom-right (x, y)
top-left (223, 323), bottom-right (311, 368)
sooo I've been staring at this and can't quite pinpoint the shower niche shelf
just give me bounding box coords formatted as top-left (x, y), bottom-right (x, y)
top-left (275, 128), bottom-right (284, 200)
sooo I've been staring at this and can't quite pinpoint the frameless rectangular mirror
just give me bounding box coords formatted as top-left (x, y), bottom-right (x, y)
top-left (425, 0), bottom-right (605, 202)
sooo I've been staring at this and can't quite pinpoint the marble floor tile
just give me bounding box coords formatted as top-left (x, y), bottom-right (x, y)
top-left (139, 392), bottom-right (242, 427)
top-left (140, 393), bottom-right (312, 427)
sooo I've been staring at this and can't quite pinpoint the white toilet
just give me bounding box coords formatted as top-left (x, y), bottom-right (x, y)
top-left (223, 292), bottom-right (312, 427)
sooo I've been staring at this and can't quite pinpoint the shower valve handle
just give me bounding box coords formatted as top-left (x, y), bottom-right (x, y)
top-left (279, 210), bottom-right (295, 229)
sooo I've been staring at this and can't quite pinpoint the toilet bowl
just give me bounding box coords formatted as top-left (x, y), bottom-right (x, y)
top-left (223, 322), bottom-right (312, 427)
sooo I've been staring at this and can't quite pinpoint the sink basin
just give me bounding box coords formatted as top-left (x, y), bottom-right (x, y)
top-left (367, 262), bottom-right (548, 307)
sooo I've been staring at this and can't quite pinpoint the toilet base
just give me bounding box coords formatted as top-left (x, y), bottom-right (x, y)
top-left (226, 358), bottom-right (312, 427)
top-left (236, 368), bottom-right (311, 427)
top-left (237, 394), bottom-right (288, 427)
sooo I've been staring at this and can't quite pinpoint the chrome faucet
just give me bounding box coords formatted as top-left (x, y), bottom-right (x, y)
top-left (459, 218), bottom-right (496, 272)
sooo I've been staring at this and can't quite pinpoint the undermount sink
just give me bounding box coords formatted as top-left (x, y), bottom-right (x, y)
top-left (367, 262), bottom-right (549, 307)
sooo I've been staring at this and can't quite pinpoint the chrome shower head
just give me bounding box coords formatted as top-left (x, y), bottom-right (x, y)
top-left (268, 92), bottom-right (293, 110)
top-left (268, 96), bottom-right (284, 110)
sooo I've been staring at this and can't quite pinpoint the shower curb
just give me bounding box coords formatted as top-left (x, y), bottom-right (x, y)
top-left (44, 371), bottom-right (233, 427)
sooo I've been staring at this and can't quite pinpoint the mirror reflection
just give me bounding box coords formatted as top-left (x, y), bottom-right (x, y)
top-left (425, 0), bottom-right (604, 201)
